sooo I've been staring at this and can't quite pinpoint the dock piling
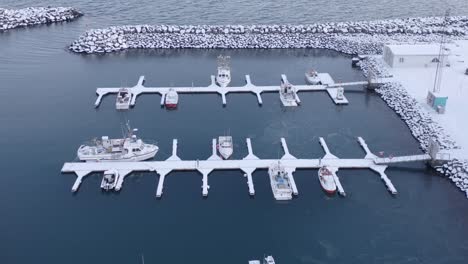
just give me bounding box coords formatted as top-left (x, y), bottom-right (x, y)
top-left (155, 169), bottom-right (171, 198)
top-left (136, 76), bottom-right (145, 87)
top-left (160, 93), bottom-right (166, 106)
top-left (329, 167), bottom-right (346, 196)
top-left (280, 138), bottom-right (296, 159)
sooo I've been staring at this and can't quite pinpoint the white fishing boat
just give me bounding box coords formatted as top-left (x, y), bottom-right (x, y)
top-left (268, 162), bottom-right (293, 200)
top-left (279, 75), bottom-right (298, 107)
top-left (318, 166), bottom-right (337, 194)
top-left (116, 87), bottom-right (131, 110)
top-left (165, 88), bottom-right (179, 109)
top-left (248, 255), bottom-right (276, 264)
top-left (215, 55), bottom-right (231, 88)
top-left (77, 123), bottom-right (158, 162)
top-left (217, 136), bottom-right (233, 159)
top-left (264, 256), bottom-right (275, 264)
top-left (100, 169), bottom-right (119, 191)
top-left (305, 69), bottom-right (321, 85)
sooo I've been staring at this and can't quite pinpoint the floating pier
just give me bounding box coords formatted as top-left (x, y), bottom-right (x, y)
top-left (61, 137), bottom-right (438, 198)
top-left (93, 73), bottom-right (373, 108)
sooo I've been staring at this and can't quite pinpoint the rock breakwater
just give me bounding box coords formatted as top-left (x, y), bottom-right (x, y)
top-left (68, 16), bottom-right (468, 54)
top-left (0, 7), bottom-right (82, 31)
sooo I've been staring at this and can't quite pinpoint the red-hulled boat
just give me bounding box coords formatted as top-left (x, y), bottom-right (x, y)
top-left (165, 89), bottom-right (179, 109)
top-left (318, 166), bottom-right (337, 194)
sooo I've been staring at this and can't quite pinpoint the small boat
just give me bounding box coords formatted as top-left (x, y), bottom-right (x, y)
top-left (248, 255), bottom-right (276, 264)
top-left (217, 136), bottom-right (233, 159)
top-left (216, 55), bottom-right (231, 88)
top-left (305, 70), bottom-right (321, 85)
top-left (336, 87), bottom-right (344, 100)
top-left (116, 87), bottom-right (131, 110)
top-left (77, 122), bottom-right (158, 162)
top-left (264, 256), bottom-right (275, 264)
top-left (279, 75), bottom-right (298, 107)
top-left (268, 162), bottom-right (293, 200)
top-left (318, 166), bottom-right (337, 194)
top-left (165, 89), bottom-right (178, 109)
top-left (101, 169), bottom-right (119, 191)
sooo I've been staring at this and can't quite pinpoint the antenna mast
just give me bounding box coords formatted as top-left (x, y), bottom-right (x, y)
top-left (432, 9), bottom-right (450, 93)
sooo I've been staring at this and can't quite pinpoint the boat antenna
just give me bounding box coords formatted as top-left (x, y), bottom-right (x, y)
top-left (432, 9), bottom-right (451, 94)
top-left (126, 120), bottom-right (132, 137)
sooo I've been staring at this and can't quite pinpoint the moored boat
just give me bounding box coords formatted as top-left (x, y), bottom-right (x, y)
top-left (101, 169), bottom-right (119, 191)
top-left (217, 136), bottom-right (233, 159)
top-left (77, 123), bottom-right (158, 162)
top-left (268, 162), bottom-right (293, 200)
top-left (305, 70), bottom-right (322, 85)
top-left (318, 166), bottom-right (337, 194)
top-left (264, 256), bottom-right (275, 264)
top-left (165, 88), bottom-right (179, 109)
top-left (248, 255), bottom-right (276, 264)
top-left (215, 55), bottom-right (231, 88)
top-left (279, 75), bottom-right (298, 106)
top-left (116, 87), bottom-right (131, 110)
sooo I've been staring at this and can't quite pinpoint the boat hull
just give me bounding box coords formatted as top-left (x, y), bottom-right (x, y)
top-left (165, 103), bottom-right (178, 109)
top-left (100, 170), bottom-right (119, 191)
top-left (165, 90), bottom-right (179, 109)
top-left (305, 73), bottom-right (321, 85)
top-left (268, 165), bottom-right (293, 201)
top-left (218, 148), bottom-right (233, 159)
top-left (79, 147), bottom-right (158, 162)
top-left (318, 168), bottom-right (337, 194)
top-left (216, 77), bottom-right (230, 88)
top-left (279, 94), bottom-right (298, 107)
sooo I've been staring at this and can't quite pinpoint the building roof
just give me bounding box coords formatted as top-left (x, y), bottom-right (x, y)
top-left (385, 44), bottom-right (449, 56)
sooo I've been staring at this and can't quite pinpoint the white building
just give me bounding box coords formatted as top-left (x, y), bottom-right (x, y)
top-left (383, 44), bottom-right (449, 68)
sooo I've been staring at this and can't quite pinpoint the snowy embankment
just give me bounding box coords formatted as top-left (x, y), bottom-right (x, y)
top-left (360, 58), bottom-right (468, 198)
top-left (0, 7), bottom-right (82, 31)
top-left (69, 16), bottom-right (468, 54)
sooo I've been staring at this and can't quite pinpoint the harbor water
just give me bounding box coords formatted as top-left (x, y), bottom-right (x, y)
top-left (1, 1), bottom-right (468, 263)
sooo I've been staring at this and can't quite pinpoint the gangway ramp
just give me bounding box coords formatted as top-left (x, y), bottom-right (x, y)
top-left (374, 154), bottom-right (431, 165)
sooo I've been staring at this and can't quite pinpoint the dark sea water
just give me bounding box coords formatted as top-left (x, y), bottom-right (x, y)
top-left (1, 1), bottom-right (468, 264)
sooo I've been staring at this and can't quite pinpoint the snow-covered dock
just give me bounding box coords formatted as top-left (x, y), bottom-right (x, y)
top-left (61, 137), bottom-right (441, 198)
top-left (93, 73), bottom-right (373, 108)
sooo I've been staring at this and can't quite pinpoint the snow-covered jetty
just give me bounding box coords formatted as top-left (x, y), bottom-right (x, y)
top-left (69, 16), bottom-right (468, 54)
top-left (0, 7), bottom-right (82, 31)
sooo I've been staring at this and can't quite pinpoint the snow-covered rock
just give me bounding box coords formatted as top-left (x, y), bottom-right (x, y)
top-left (0, 7), bottom-right (82, 31)
top-left (68, 16), bottom-right (468, 54)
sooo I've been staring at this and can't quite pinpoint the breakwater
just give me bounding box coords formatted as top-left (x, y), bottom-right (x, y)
top-left (0, 7), bottom-right (82, 31)
top-left (68, 16), bottom-right (468, 54)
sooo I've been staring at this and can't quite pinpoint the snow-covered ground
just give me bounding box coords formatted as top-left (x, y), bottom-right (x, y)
top-left (361, 40), bottom-right (468, 197)
top-left (387, 40), bottom-right (468, 160)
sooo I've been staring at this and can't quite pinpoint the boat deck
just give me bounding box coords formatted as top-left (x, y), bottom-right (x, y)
top-left (62, 137), bottom-right (402, 198)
